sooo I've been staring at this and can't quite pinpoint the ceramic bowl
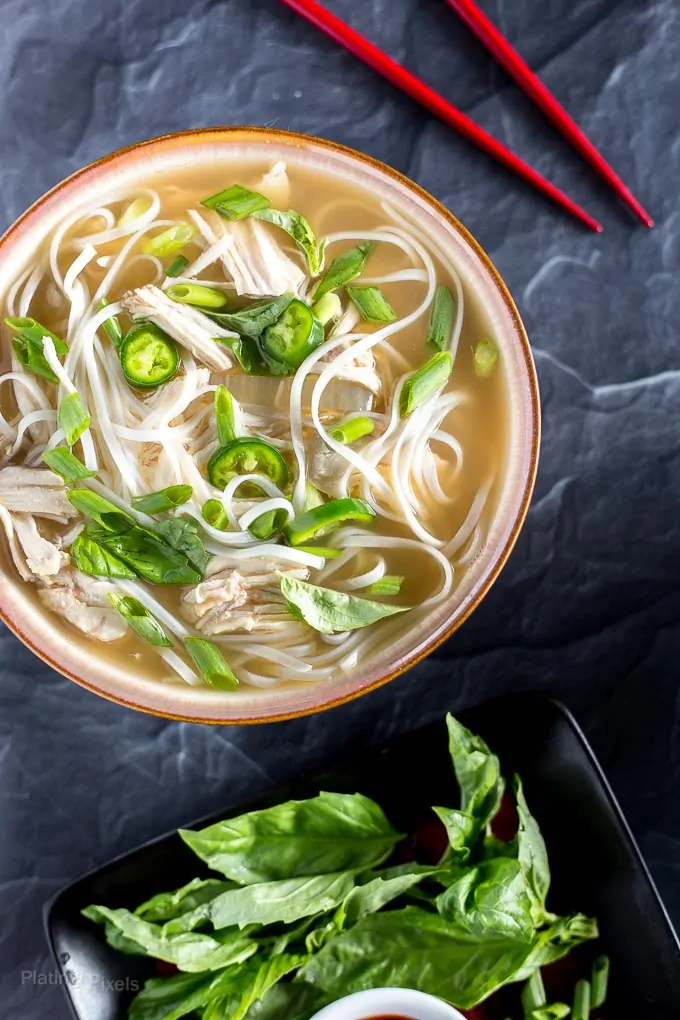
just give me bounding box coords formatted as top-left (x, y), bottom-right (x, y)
top-left (310, 988), bottom-right (466, 1020)
top-left (0, 128), bottom-right (539, 722)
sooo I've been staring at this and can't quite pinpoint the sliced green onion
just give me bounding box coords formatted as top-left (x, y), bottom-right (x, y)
top-left (328, 415), bottom-right (375, 445)
top-left (522, 970), bottom-right (547, 1013)
top-left (5, 317), bottom-right (68, 384)
top-left (295, 545), bottom-right (342, 558)
top-left (67, 489), bottom-right (132, 529)
top-left (572, 979), bottom-right (591, 1020)
top-left (143, 222), bottom-right (196, 257)
top-left (211, 294), bottom-right (294, 339)
top-left (59, 392), bottom-right (90, 446)
top-left (400, 351), bottom-right (452, 418)
top-left (529, 1006), bottom-right (570, 1020)
top-left (284, 498), bottom-right (375, 547)
top-left (247, 507), bottom-right (290, 541)
top-left (117, 197), bottom-right (150, 227)
top-left (184, 637), bottom-right (239, 691)
top-left (304, 482), bottom-right (325, 512)
top-left (98, 298), bottom-right (123, 348)
top-left (366, 574), bottom-right (404, 596)
top-left (202, 499), bottom-right (228, 530)
top-left (166, 283), bottom-right (229, 310)
top-left (215, 385), bottom-right (238, 445)
top-left (201, 184), bottom-right (270, 221)
top-left (474, 337), bottom-right (498, 377)
top-left (426, 284), bottom-right (455, 351)
top-left (313, 242), bottom-right (372, 301)
top-left (41, 448), bottom-right (95, 484)
top-left (591, 956), bottom-right (609, 1008)
top-left (131, 485), bottom-right (193, 515)
top-left (108, 594), bottom-right (172, 647)
top-left (345, 285), bottom-right (397, 324)
top-left (253, 207), bottom-right (326, 276)
top-left (166, 254), bottom-right (190, 278)
top-left (312, 292), bottom-right (342, 327)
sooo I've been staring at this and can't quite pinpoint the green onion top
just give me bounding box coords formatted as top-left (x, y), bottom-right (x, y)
top-left (328, 415), bottom-right (375, 445)
top-left (366, 574), bottom-right (404, 596)
top-left (166, 254), bottom-right (190, 278)
top-left (59, 392), bottom-right (90, 447)
top-left (474, 337), bottom-right (498, 377)
top-left (201, 184), bottom-right (270, 221)
top-left (98, 298), bottom-right (124, 348)
top-left (345, 285), bottom-right (397, 324)
top-left (131, 485), bottom-right (193, 515)
top-left (143, 222), bottom-right (196, 257)
top-left (215, 385), bottom-right (238, 446)
top-left (6, 317), bottom-right (68, 384)
top-left (312, 292), bottom-right (342, 328)
top-left (426, 285), bottom-right (455, 352)
top-left (166, 283), bottom-right (229, 310)
top-left (400, 351), bottom-right (452, 418)
top-left (108, 594), bottom-right (172, 647)
top-left (202, 499), bottom-right (228, 530)
top-left (41, 448), bottom-right (95, 484)
top-left (184, 637), bottom-right (239, 691)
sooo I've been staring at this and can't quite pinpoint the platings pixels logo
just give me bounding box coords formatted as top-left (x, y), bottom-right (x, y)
top-left (21, 968), bottom-right (140, 991)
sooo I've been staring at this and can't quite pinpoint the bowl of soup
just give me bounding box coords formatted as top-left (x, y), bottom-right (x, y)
top-left (0, 128), bottom-right (539, 722)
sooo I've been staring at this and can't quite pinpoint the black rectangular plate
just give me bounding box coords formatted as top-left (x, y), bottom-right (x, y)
top-left (44, 694), bottom-right (680, 1020)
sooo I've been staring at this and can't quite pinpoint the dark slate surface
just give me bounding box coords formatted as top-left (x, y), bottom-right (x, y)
top-left (1, 0), bottom-right (678, 1014)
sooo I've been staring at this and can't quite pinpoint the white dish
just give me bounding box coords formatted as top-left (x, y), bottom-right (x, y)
top-left (310, 987), bottom-right (466, 1020)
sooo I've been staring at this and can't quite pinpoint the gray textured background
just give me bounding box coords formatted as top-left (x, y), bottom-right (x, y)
top-left (1, 0), bottom-right (679, 1015)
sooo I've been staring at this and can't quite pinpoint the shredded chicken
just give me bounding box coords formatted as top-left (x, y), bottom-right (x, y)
top-left (181, 559), bottom-right (309, 634)
top-left (121, 286), bottom-right (235, 372)
top-left (308, 437), bottom-right (348, 498)
top-left (256, 161), bottom-right (292, 207)
top-left (0, 466), bottom-right (78, 522)
top-left (188, 209), bottom-right (305, 298)
top-left (316, 342), bottom-right (382, 396)
top-left (13, 515), bottom-right (68, 578)
top-left (38, 568), bottom-right (127, 642)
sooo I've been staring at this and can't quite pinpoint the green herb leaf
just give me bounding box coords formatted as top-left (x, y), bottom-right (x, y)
top-left (131, 485), bottom-right (193, 515)
top-left (98, 297), bottom-right (124, 348)
top-left (327, 415), bottom-right (375, 445)
top-left (154, 517), bottom-right (209, 576)
top-left (58, 392), bottom-right (90, 446)
top-left (366, 574), bottom-right (403, 596)
top-left (345, 285), bottom-right (397, 323)
top-left (253, 207), bottom-right (326, 275)
top-left (211, 294), bottom-right (294, 339)
top-left (82, 905), bottom-right (256, 972)
top-left (297, 905), bottom-right (534, 1010)
top-left (6, 317), bottom-right (69, 383)
top-left (178, 791), bottom-right (401, 885)
top-left (474, 337), bottom-right (498, 377)
top-left (108, 594), bottom-right (173, 647)
top-left (143, 222), bottom-right (196, 257)
top-left (88, 521), bottom-right (202, 585)
top-left (41, 448), bottom-right (95, 484)
top-left (128, 971), bottom-right (221, 1020)
top-left (436, 857), bottom-right (534, 942)
top-left (242, 982), bottom-right (322, 1020)
top-left (279, 574), bottom-right (409, 634)
top-left (400, 350), bottom-right (452, 418)
top-left (514, 776), bottom-right (553, 926)
top-left (166, 872), bottom-right (356, 936)
top-left (71, 532), bottom-right (138, 580)
top-left (219, 954), bottom-right (306, 1020)
top-left (184, 637), bottom-right (239, 692)
top-left (135, 878), bottom-right (234, 924)
top-left (217, 335), bottom-right (270, 375)
top-left (426, 284), bottom-right (455, 351)
top-left (166, 254), bottom-right (190, 278)
top-left (336, 864), bottom-right (440, 930)
top-left (167, 283), bottom-right (229, 310)
top-left (202, 184), bottom-right (271, 221)
top-left (512, 913), bottom-right (599, 982)
top-left (215, 385), bottom-right (239, 445)
top-left (314, 242), bottom-right (373, 301)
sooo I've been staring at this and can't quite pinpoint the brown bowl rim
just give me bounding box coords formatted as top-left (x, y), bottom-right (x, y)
top-left (0, 126), bottom-right (540, 724)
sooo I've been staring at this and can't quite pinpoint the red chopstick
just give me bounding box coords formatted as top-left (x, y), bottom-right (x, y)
top-left (443, 0), bottom-right (653, 227)
top-left (277, 0), bottom-right (603, 232)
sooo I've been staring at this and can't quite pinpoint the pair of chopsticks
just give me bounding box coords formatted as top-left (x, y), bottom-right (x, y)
top-left (277, 0), bottom-right (653, 232)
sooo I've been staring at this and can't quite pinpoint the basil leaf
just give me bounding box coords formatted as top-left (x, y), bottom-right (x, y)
top-left (202, 184), bottom-right (271, 221)
top-left (184, 637), bottom-right (239, 692)
top-left (244, 982), bottom-right (323, 1020)
top-left (129, 971), bottom-right (219, 1020)
top-left (336, 863), bottom-right (440, 929)
top-left (512, 913), bottom-right (599, 983)
top-left (313, 242), bottom-right (372, 301)
top-left (345, 285), bottom-right (397, 324)
top-left (253, 208), bottom-right (326, 275)
top-left (279, 574), bottom-right (410, 634)
top-left (71, 532), bottom-right (138, 580)
top-left (95, 524), bottom-right (202, 584)
top-left (514, 776), bottom-right (553, 926)
top-left (41, 448), bottom-right (95, 484)
top-left (135, 878), bottom-right (233, 924)
top-left (436, 857), bottom-right (534, 942)
top-left (103, 921), bottom-right (147, 956)
top-left (58, 392), bottom-right (90, 446)
top-left (219, 953), bottom-right (306, 1020)
top-left (211, 294), bottom-right (294, 339)
top-left (179, 791), bottom-right (401, 885)
top-left (297, 905), bottom-right (534, 1010)
top-left (132, 485), bottom-right (193, 514)
top-left (426, 284), bottom-right (455, 351)
top-left (154, 517), bottom-right (209, 576)
top-left (108, 594), bottom-right (173, 647)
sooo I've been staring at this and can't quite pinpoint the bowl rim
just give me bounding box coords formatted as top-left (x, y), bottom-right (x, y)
top-left (309, 987), bottom-right (466, 1020)
top-left (0, 126), bottom-right (540, 724)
